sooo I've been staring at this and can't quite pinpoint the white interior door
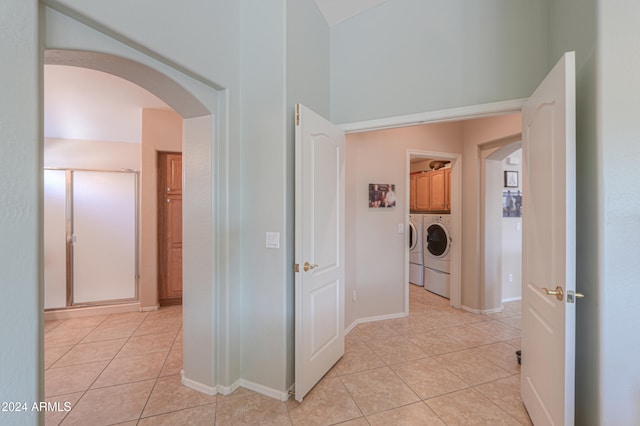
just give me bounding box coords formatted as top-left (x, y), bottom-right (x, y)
top-left (521, 51), bottom-right (576, 425)
top-left (294, 104), bottom-right (345, 402)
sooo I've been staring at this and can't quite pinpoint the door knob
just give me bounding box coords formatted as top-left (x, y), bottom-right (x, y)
top-left (542, 286), bottom-right (564, 301)
top-left (303, 262), bottom-right (318, 272)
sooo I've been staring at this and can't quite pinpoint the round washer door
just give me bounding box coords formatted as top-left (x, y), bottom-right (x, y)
top-left (409, 221), bottom-right (417, 251)
top-left (426, 223), bottom-right (451, 257)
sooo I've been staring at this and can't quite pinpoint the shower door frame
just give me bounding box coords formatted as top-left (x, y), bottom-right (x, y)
top-left (44, 167), bottom-right (140, 309)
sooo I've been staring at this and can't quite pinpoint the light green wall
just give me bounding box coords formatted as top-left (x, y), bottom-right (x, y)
top-left (330, 0), bottom-right (549, 124)
top-left (548, 0), bottom-right (600, 424)
top-left (238, 0), bottom-right (289, 392)
top-left (0, 2), bottom-right (42, 424)
top-left (285, 0), bottom-right (331, 388)
top-left (549, 0), bottom-right (640, 424)
top-left (598, 1), bottom-right (640, 424)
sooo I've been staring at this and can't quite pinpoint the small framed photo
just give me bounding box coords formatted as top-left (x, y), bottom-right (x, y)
top-left (369, 183), bottom-right (396, 208)
top-left (504, 171), bottom-right (519, 188)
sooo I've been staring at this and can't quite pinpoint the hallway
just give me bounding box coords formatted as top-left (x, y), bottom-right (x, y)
top-left (44, 286), bottom-right (529, 425)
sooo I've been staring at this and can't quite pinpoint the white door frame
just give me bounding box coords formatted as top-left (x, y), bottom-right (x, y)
top-left (341, 98), bottom-right (526, 312)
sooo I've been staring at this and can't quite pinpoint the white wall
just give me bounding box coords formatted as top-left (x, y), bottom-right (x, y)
top-left (330, 0), bottom-right (549, 124)
top-left (0, 2), bottom-right (42, 423)
top-left (501, 152), bottom-right (522, 302)
top-left (345, 122), bottom-right (463, 326)
top-left (44, 138), bottom-right (140, 169)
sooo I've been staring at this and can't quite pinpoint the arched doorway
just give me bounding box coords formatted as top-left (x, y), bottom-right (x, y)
top-left (44, 49), bottom-right (223, 393)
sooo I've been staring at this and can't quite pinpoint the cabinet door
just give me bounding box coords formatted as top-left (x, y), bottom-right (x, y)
top-left (158, 152), bottom-right (183, 305)
top-left (444, 168), bottom-right (451, 211)
top-left (416, 173), bottom-right (430, 210)
top-left (164, 153), bottom-right (182, 194)
top-left (429, 169), bottom-right (446, 210)
top-left (410, 175), bottom-right (417, 211)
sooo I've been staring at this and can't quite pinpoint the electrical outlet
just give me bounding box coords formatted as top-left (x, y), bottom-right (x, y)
top-left (352, 290), bottom-right (357, 302)
top-left (508, 273), bottom-right (513, 283)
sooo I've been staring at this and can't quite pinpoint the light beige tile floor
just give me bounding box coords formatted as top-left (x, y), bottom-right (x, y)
top-left (44, 286), bottom-right (531, 425)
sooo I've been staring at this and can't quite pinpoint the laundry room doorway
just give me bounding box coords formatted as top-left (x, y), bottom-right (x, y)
top-left (344, 105), bottom-right (523, 327)
top-left (406, 150), bottom-right (462, 311)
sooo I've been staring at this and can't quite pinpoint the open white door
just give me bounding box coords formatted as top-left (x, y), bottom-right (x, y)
top-left (521, 52), bottom-right (576, 425)
top-left (294, 104), bottom-right (345, 402)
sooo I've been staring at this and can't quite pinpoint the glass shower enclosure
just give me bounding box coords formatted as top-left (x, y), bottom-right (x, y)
top-left (44, 168), bottom-right (139, 309)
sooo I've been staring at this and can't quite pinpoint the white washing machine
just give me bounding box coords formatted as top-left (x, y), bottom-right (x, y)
top-left (408, 214), bottom-right (423, 286)
top-left (423, 214), bottom-right (452, 298)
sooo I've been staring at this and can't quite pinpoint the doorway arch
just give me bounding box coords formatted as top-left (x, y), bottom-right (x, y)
top-left (44, 49), bottom-right (224, 394)
top-left (480, 139), bottom-right (522, 311)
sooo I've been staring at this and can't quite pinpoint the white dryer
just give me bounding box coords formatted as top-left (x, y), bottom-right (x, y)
top-left (423, 214), bottom-right (452, 298)
top-left (408, 214), bottom-right (423, 286)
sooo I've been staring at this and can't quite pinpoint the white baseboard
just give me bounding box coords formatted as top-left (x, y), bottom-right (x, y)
top-left (502, 297), bottom-right (522, 303)
top-left (140, 305), bottom-right (160, 312)
top-left (217, 379), bottom-right (242, 396)
top-left (180, 373), bottom-right (288, 402)
top-left (44, 302), bottom-right (140, 320)
top-left (345, 320), bottom-right (358, 335)
top-left (181, 370), bottom-right (218, 396)
top-left (344, 312), bottom-right (407, 335)
top-left (461, 304), bottom-right (503, 315)
top-left (238, 379), bottom-right (290, 401)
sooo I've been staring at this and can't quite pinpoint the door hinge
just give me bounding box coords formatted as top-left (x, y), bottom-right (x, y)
top-left (294, 263), bottom-right (300, 273)
top-left (295, 104), bottom-right (300, 126)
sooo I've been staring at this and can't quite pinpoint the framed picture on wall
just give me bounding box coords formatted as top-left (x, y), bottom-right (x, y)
top-left (504, 170), bottom-right (519, 188)
top-left (369, 183), bottom-right (396, 208)
top-left (503, 190), bottom-right (523, 217)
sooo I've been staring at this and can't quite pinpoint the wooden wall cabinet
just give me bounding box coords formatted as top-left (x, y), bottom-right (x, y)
top-left (410, 168), bottom-right (451, 213)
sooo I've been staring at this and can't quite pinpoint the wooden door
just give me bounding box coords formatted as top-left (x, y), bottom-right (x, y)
top-left (294, 104), bottom-right (345, 402)
top-left (416, 173), bottom-right (430, 211)
top-left (158, 152), bottom-right (183, 305)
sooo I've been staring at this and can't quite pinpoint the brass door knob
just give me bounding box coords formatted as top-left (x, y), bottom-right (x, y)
top-left (542, 286), bottom-right (564, 301)
top-left (303, 262), bottom-right (318, 272)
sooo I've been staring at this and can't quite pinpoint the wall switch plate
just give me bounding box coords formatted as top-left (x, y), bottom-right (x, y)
top-left (508, 273), bottom-right (513, 283)
top-left (266, 232), bottom-right (280, 248)
top-left (516, 222), bottom-right (521, 231)
top-left (398, 223), bottom-right (404, 234)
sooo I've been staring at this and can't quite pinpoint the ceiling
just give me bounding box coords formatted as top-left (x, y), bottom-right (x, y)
top-left (44, 2), bottom-right (386, 142)
top-left (314, 0), bottom-right (388, 26)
